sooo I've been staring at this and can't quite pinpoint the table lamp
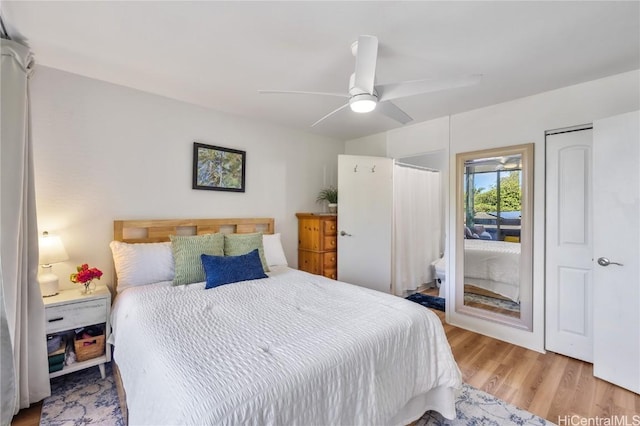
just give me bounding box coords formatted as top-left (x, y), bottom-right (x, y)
top-left (39, 231), bottom-right (69, 297)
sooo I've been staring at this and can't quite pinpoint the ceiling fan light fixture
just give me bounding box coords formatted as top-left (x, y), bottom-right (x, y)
top-left (349, 94), bottom-right (377, 113)
top-left (259, 35), bottom-right (480, 127)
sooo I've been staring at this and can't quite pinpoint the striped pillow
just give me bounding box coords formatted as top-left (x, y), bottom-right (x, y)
top-left (224, 233), bottom-right (269, 272)
top-left (170, 233), bottom-right (224, 285)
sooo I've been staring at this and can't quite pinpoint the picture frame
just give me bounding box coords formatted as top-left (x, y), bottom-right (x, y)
top-left (192, 142), bottom-right (246, 192)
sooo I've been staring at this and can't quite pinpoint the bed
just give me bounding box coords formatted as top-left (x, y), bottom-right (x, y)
top-left (463, 239), bottom-right (521, 302)
top-left (108, 218), bottom-right (462, 425)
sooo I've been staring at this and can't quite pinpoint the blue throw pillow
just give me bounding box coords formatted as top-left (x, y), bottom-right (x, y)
top-left (201, 249), bottom-right (268, 289)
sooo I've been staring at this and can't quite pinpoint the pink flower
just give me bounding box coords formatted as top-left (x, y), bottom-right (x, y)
top-left (70, 264), bottom-right (103, 284)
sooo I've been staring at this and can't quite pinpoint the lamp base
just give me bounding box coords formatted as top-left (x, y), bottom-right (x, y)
top-left (39, 266), bottom-right (59, 297)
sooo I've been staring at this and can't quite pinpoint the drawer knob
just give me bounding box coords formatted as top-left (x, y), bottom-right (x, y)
top-left (48, 317), bottom-right (64, 323)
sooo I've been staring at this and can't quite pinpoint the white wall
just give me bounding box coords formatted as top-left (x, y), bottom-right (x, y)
top-left (345, 69), bottom-right (640, 352)
top-left (344, 132), bottom-right (387, 156)
top-left (447, 69), bottom-right (639, 352)
top-left (387, 116), bottom-right (450, 159)
top-left (31, 66), bottom-right (344, 291)
top-left (344, 115), bottom-right (451, 159)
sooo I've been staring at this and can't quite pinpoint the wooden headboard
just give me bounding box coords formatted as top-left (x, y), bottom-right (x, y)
top-left (113, 218), bottom-right (275, 243)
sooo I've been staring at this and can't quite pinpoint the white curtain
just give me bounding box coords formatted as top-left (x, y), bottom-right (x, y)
top-left (1, 38), bottom-right (50, 422)
top-left (392, 165), bottom-right (441, 296)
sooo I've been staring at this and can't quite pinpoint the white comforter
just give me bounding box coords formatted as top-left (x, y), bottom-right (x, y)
top-left (110, 267), bottom-right (461, 425)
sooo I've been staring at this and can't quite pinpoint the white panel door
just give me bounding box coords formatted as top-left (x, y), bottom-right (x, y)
top-left (545, 129), bottom-right (594, 362)
top-left (337, 155), bottom-right (393, 293)
top-left (592, 111), bottom-right (640, 394)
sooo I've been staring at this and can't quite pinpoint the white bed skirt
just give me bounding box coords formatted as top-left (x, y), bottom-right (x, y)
top-left (389, 386), bottom-right (458, 425)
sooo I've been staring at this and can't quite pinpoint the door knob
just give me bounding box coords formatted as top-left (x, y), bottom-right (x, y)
top-left (340, 230), bottom-right (352, 237)
top-left (597, 257), bottom-right (623, 267)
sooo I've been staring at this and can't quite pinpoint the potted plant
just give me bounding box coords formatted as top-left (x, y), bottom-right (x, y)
top-left (317, 186), bottom-right (338, 214)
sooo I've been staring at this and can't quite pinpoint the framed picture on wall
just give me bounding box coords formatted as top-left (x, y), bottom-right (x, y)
top-left (192, 142), bottom-right (246, 192)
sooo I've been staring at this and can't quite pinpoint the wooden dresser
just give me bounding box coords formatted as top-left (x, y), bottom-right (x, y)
top-left (296, 213), bottom-right (338, 280)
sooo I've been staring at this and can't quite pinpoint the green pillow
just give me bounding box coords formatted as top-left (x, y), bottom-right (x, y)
top-left (170, 233), bottom-right (224, 285)
top-left (224, 233), bottom-right (269, 272)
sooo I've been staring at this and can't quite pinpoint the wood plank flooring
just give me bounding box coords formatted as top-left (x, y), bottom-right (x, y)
top-left (10, 401), bottom-right (41, 426)
top-left (12, 304), bottom-right (640, 425)
top-left (432, 306), bottom-right (640, 422)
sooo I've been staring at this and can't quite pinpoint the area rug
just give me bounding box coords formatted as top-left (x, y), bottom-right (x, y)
top-left (406, 292), bottom-right (446, 311)
top-left (420, 384), bottom-right (554, 425)
top-left (39, 364), bottom-right (124, 426)
top-left (40, 363), bottom-right (552, 425)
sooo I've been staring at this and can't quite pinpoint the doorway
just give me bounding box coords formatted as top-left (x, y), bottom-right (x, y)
top-left (397, 151), bottom-right (447, 298)
top-left (336, 151), bottom-right (447, 297)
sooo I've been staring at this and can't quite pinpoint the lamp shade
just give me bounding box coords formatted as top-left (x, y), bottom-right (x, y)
top-left (39, 232), bottom-right (69, 265)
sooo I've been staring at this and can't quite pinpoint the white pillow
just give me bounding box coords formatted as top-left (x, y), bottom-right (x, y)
top-left (262, 233), bottom-right (288, 267)
top-left (109, 241), bottom-right (175, 292)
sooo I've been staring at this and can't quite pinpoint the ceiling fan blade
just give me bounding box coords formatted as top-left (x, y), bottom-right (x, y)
top-left (311, 103), bottom-right (350, 127)
top-left (353, 35), bottom-right (378, 94)
top-left (377, 101), bottom-right (413, 125)
top-left (258, 89), bottom-right (348, 98)
top-left (377, 74), bottom-right (482, 102)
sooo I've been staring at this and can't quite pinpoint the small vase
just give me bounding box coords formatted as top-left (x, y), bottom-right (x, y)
top-left (328, 203), bottom-right (338, 214)
top-left (82, 281), bottom-right (96, 295)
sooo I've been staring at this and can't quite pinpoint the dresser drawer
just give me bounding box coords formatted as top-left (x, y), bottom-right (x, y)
top-left (323, 236), bottom-right (337, 251)
top-left (323, 251), bottom-right (337, 268)
top-left (323, 268), bottom-right (337, 280)
top-left (323, 219), bottom-right (337, 235)
top-left (46, 299), bottom-right (107, 334)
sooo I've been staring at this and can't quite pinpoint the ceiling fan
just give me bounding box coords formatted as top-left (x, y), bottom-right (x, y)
top-left (258, 35), bottom-right (482, 127)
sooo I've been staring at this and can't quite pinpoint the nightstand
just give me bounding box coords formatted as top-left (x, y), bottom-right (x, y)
top-left (43, 285), bottom-right (111, 379)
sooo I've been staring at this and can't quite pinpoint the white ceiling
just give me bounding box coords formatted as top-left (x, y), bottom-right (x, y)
top-left (2, 1), bottom-right (639, 141)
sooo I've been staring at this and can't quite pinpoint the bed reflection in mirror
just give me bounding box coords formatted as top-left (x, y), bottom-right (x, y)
top-left (456, 144), bottom-right (533, 330)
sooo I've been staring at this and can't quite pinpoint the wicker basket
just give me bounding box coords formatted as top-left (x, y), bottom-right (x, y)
top-left (74, 334), bottom-right (105, 362)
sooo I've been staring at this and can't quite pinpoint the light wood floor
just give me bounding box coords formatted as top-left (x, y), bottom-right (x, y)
top-left (10, 401), bottom-right (40, 426)
top-left (431, 307), bottom-right (640, 422)
top-left (12, 305), bottom-right (640, 425)
top-left (419, 286), bottom-right (640, 421)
